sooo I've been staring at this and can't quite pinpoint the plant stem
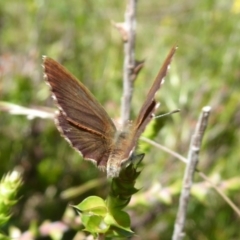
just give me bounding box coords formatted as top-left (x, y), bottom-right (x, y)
top-left (121, 0), bottom-right (137, 126)
top-left (172, 106), bottom-right (211, 240)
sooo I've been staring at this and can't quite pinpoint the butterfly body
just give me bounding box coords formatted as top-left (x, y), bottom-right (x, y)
top-left (43, 47), bottom-right (176, 178)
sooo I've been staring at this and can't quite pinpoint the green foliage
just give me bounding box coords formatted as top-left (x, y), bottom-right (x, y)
top-left (74, 159), bottom-right (142, 238)
top-left (75, 196), bottom-right (133, 238)
top-left (0, 171), bottom-right (22, 235)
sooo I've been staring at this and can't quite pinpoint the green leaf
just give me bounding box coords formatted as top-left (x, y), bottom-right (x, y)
top-left (104, 211), bottom-right (134, 238)
top-left (82, 214), bottom-right (109, 233)
top-left (75, 196), bottom-right (107, 216)
top-left (109, 226), bottom-right (134, 238)
top-left (104, 210), bottom-right (131, 229)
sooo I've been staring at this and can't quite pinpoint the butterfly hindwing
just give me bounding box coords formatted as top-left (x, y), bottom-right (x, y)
top-left (57, 111), bottom-right (110, 167)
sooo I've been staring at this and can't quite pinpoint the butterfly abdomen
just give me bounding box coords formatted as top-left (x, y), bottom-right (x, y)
top-left (107, 131), bottom-right (135, 178)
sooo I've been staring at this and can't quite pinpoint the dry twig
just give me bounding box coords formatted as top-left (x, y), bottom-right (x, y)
top-left (141, 133), bottom-right (240, 218)
top-left (121, 0), bottom-right (137, 126)
top-left (0, 101), bottom-right (54, 119)
top-left (172, 106), bottom-right (211, 240)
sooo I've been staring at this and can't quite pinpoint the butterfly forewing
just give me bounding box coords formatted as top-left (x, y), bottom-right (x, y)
top-left (43, 57), bottom-right (116, 136)
top-left (43, 57), bottom-right (116, 166)
top-left (135, 46), bottom-right (177, 130)
top-left (119, 47), bottom-right (177, 161)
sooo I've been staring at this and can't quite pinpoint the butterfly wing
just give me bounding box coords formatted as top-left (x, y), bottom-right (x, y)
top-left (43, 57), bottom-right (116, 167)
top-left (121, 47), bottom-right (177, 160)
top-left (134, 47), bottom-right (177, 131)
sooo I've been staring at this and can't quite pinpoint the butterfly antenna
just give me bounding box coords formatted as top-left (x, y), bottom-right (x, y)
top-left (154, 109), bottom-right (180, 119)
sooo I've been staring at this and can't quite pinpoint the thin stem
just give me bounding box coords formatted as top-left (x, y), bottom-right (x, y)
top-left (172, 106), bottom-right (211, 240)
top-left (0, 101), bottom-right (55, 119)
top-left (198, 171), bottom-right (240, 216)
top-left (121, 0), bottom-right (137, 126)
top-left (141, 133), bottom-right (240, 218)
top-left (140, 136), bottom-right (187, 163)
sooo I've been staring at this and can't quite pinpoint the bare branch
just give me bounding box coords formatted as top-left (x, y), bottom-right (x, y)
top-left (141, 134), bottom-right (240, 218)
top-left (60, 178), bottom-right (106, 200)
top-left (0, 101), bottom-right (55, 119)
top-left (140, 136), bottom-right (187, 163)
top-left (121, 0), bottom-right (137, 126)
top-left (198, 171), bottom-right (240, 216)
top-left (172, 106), bottom-right (211, 240)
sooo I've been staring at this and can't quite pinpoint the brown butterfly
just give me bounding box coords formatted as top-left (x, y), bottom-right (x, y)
top-left (43, 47), bottom-right (176, 178)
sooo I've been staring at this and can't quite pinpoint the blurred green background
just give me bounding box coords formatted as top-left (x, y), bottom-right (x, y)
top-left (1, 0), bottom-right (240, 239)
